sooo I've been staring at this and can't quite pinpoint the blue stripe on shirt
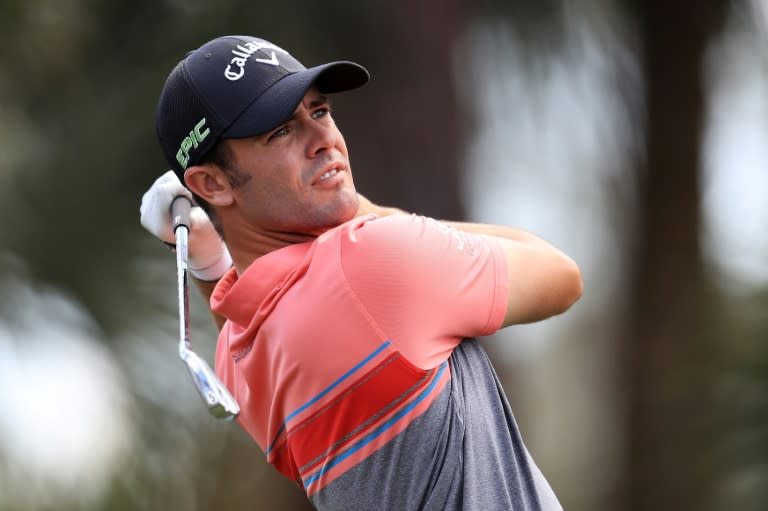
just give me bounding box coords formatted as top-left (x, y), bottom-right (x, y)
top-left (303, 360), bottom-right (448, 486)
top-left (266, 340), bottom-right (392, 455)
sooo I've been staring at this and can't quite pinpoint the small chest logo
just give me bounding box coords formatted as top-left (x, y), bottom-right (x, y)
top-left (224, 41), bottom-right (289, 81)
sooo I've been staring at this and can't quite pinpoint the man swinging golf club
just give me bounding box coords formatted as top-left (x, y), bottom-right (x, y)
top-left (141, 34), bottom-right (582, 510)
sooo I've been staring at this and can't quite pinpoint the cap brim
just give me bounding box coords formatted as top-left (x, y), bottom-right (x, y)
top-left (222, 61), bottom-right (369, 139)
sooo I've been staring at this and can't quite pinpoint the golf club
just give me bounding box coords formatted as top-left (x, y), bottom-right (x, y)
top-left (172, 196), bottom-right (240, 420)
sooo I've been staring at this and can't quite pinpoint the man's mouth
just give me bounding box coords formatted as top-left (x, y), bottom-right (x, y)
top-left (318, 168), bottom-right (340, 182)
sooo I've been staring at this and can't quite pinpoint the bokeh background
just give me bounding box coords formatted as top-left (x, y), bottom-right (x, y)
top-left (0, 0), bottom-right (766, 509)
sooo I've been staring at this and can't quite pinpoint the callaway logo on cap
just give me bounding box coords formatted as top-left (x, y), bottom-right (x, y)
top-left (156, 35), bottom-right (369, 183)
top-left (223, 39), bottom-right (289, 81)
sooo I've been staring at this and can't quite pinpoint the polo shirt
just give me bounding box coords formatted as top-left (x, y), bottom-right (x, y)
top-left (212, 214), bottom-right (561, 510)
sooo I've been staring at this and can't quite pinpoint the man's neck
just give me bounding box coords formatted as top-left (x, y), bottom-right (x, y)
top-left (223, 225), bottom-right (319, 275)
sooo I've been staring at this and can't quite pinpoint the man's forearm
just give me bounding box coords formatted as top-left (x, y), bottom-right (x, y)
top-left (355, 193), bottom-right (407, 218)
top-left (442, 221), bottom-right (559, 251)
top-left (359, 194), bottom-right (556, 250)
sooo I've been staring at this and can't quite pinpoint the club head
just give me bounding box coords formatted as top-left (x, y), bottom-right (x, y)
top-left (179, 341), bottom-right (240, 420)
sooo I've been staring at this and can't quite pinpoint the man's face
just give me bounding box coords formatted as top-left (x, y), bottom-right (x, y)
top-left (222, 87), bottom-right (359, 235)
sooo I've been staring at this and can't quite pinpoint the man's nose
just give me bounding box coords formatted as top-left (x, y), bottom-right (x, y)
top-left (306, 121), bottom-right (336, 158)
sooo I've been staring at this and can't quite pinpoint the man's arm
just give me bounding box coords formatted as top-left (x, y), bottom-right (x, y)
top-left (144, 178), bottom-right (580, 332)
top-left (443, 222), bottom-right (582, 327)
top-left (188, 201), bottom-right (582, 332)
top-left (355, 193), bottom-right (406, 218)
top-left (357, 195), bottom-right (582, 327)
top-left (140, 170), bottom-right (233, 331)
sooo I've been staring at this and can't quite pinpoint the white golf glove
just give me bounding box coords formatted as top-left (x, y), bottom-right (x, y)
top-left (140, 170), bottom-right (232, 281)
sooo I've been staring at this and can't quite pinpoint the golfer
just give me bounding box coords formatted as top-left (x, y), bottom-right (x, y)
top-left (141, 35), bottom-right (582, 510)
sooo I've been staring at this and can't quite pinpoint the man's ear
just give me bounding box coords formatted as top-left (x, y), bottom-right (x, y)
top-left (184, 165), bottom-right (234, 207)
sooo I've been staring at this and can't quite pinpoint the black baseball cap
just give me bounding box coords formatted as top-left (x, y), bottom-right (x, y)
top-left (156, 35), bottom-right (369, 182)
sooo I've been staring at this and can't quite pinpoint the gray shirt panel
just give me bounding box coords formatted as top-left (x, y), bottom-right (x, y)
top-left (310, 339), bottom-right (562, 511)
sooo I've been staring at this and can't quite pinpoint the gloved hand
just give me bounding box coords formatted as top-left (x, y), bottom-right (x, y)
top-left (140, 170), bottom-right (232, 281)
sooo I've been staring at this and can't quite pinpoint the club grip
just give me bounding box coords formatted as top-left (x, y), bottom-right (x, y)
top-left (171, 196), bottom-right (193, 232)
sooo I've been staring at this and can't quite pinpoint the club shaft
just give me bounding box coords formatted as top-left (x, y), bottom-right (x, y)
top-left (171, 196), bottom-right (239, 420)
top-left (176, 224), bottom-right (191, 347)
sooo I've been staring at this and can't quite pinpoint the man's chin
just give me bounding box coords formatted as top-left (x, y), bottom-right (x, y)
top-left (332, 190), bottom-right (360, 222)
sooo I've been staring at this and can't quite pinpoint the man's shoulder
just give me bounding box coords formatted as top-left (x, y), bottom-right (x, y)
top-left (326, 213), bottom-right (425, 243)
top-left (316, 214), bottom-right (429, 260)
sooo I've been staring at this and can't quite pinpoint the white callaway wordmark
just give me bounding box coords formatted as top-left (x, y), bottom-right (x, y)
top-left (224, 40), bottom-right (290, 81)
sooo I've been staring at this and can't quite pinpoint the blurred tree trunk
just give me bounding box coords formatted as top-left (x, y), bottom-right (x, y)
top-left (340, 0), bottom-right (473, 220)
top-left (620, 1), bottom-right (727, 510)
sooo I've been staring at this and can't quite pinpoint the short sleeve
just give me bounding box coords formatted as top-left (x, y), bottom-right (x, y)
top-left (339, 215), bottom-right (508, 369)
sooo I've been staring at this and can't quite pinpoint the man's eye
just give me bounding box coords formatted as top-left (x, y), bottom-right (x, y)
top-left (268, 126), bottom-right (290, 140)
top-left (312, 108), bottom-right (329, 119)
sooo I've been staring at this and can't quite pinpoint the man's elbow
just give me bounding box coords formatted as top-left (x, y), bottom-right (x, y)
top-left (500, 246), bottom-right (584, 327)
